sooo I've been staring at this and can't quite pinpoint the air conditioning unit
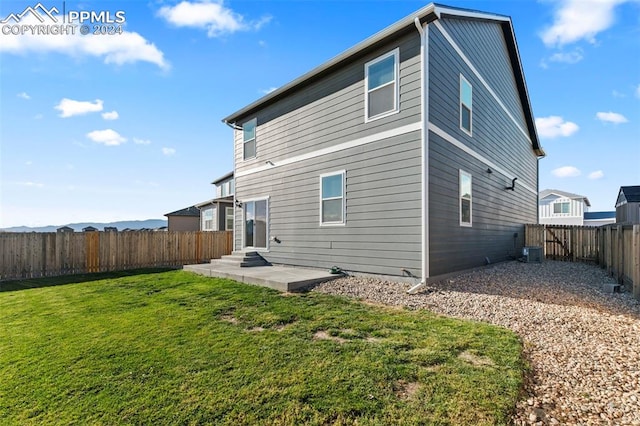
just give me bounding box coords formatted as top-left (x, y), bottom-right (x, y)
top-left (522, 246), bottom-right (543, 263)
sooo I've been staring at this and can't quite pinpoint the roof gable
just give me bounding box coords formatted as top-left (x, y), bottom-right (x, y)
top-left (619, 186), bottom-right (640, 204)
top-left (164, 206), bottom-right (200, 217)
top-left (222, 2), bottom-right (543, 157)
top-left (539, 189), bottom-right (590, 206)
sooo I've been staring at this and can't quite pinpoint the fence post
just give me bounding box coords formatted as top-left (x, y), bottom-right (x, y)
top-left (616, 225), bottom-right (624, 284)
top-left (633, 225), bottom-right (640, 301)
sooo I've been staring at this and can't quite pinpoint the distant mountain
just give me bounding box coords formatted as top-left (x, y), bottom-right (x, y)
top-left (0, 219), bottom-right (168, 233)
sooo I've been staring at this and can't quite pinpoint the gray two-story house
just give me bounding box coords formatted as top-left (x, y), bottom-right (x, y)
top-left (222, 3), bottom-right (544, 283)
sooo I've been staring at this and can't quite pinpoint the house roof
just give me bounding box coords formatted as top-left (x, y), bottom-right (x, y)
top-left (539, 189), bottom-right (591, 207)
top-left (211, 171), bottom-right (233, 185)
top-left (164, 206), bottom-right (200, 217)
top-left (619, 186), bottom-right (640, 203)
top-left (584, 211), bottom-right (615, 220)
top-left (222, 2), bottom-right (544, 157)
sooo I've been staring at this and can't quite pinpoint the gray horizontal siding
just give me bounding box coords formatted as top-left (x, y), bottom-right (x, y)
top-left (428, 132), bottom-right (536, 276)
top-left (426, 17), bottom-right (537, 277)
top-left (234, 32), bottom-right (422, 175)
top-left (428, 19), bottom-right (537, 187)
top-left (235, 132), bottom-right (423, 277)
top-left (437, 18), bottom-right (528, 133)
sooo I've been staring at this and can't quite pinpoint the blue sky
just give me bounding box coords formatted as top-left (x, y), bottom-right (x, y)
top-left (0, 0), bottom-right (638, 228)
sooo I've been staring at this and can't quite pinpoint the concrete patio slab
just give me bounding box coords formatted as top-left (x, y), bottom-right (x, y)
top-left (183, 263), bottom-right (339, 292)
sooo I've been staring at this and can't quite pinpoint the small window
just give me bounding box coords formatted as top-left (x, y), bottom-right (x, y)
top-left (460, 75), bottom-right (472, 135)
top-left (320, 171), bottom-right (345, 225)
top-left (460, 170), bottom-right (472, 227)
top-left (553, 202), bottom-right (570, 214)
top-left (365, 49), bottom-right (399, 121)
top-left (243, 119), bottom-right (256, 160)
top-left (202, 207), bottom-right (216, 231)
top-left (225, 207), bottom-right (234, 231)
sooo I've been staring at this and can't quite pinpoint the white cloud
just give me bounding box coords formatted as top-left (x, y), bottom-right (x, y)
top-left (18, 181), bottom-right (45, 188)
top-left (596, 111), bottom-right (628, 124)
top-left (157, 0), bottom-right (271, 37)
top-left (133, 138), bottom-right (151, 145)
top-left (55, 98), bottom-right (103, 118)
top-left (588, 170), bottom-right (604, 180)
top-left (0, 13), bottom-right (169, 70)
top-left (86, 129), bottom-right (126, 146)
top-left (260, 87), bottom-right (277, 95)
top-left (162, 147), bottom-right (176, 156)
top-left (540, 0), bottom-right (626, 47)
top-left (535, 116), bottom-right (579, 138)
top-left (102, 111), bottom-right (119, 120)
top-left (17, 92), bottom-right (31, 100)
top-left (552, 166), bottom-right (581, 178)
top-left (548, 48), bottom-right (584, 64)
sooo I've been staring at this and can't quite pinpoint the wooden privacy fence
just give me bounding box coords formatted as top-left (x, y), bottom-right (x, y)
top-left (525, 224), bottom-right (640, 300)
top-left (0, 230), bottom-right (233, 281)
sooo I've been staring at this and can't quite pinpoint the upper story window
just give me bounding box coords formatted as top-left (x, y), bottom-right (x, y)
top-left (553, 202), bottom-right (570, 214)
top-left (243, 119), bottom-right (257, 160)
top-left (219, 179), bottom-right (235, 197)
top-left (459, 170), bottom-right (472, 227)
top-left (460, 75), bottom-right (472, 135)
top-left (365, 49), bottom-right (399, 122)
top-left (320, 171), bottom-right (345, 225)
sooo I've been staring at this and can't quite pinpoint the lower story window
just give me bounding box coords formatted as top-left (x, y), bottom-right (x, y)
top-left (320, 171), bottom-right (345, 225)
top-left (459, 170), bottom-right (472, 227)
top-left (202, 207), bottom-right (216, 231)
top-left (225, 206), bottom-right (234, 231)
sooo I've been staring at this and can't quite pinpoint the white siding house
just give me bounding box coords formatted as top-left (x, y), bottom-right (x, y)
top-left (539, 189), bottom-right (590, 226)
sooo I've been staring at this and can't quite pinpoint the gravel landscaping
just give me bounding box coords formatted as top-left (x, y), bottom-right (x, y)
top-left (312, 260), bottom-right (640, 425)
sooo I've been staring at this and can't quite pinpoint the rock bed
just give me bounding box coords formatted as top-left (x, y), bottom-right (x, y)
top-left (312, 261), bottom-right (640, 425)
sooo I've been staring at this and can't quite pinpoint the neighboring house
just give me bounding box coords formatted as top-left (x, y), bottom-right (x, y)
top-left (616, 186), bottom-right (640, 224)
top-left (196, 172), bottom-right (235, 232)
top-left (57, 226), bottom-right (74, 233)
top-left (82, 226), bottom-right (99, 232)
top-left (222, 3), bottom-right (545, 281)
top-left (164, 206), bottom-right (200, 231)
top-left (583, 211), bottom-right (616, 227)
top-left (539, 189), bottom-right (590, 226)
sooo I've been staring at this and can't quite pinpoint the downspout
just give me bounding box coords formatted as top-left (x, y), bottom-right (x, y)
top-left (408, 17), bottom-right (429, 294)
top-left (223, 119), bottom-right (241, 252)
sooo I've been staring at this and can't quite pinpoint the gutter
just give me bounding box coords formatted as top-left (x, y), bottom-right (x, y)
top-left (222, 4), bottom-right (438, 124)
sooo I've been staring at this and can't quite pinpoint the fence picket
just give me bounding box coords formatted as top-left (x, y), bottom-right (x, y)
top-left (0, 231), bottom-right (232, 281)
top-left (525, 224), bottom-right (640, 301)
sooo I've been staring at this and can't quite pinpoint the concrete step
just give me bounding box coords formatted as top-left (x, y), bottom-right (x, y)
top-left (211, 251), bottom-right (269, 268)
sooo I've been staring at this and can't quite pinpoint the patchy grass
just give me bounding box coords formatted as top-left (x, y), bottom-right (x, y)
top-left (0, 270), bottom-right (525, 425)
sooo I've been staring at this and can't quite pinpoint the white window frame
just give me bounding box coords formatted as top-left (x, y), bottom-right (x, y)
top-left (242, 118), bottom-right (257, 160)
top-left (225, 206), bottom-right (234, 231)
top-left (459, 170), bottom-right (472, 227)
top-left (242, 196), bottom-right (269, 250)
top-left (553, 201), bottom-right (570, 215)
top-left (319, 170), bottom-right (346, 226)
top-left (364, 49), bottom-right (400, 122)
top-left (202, 206), bottom-right (216, 231)
top-left (459, 74), bottom-right (473, 136)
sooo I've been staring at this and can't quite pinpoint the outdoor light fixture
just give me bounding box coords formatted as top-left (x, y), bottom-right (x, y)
top-left (235, 200), bottom-right (242, 208)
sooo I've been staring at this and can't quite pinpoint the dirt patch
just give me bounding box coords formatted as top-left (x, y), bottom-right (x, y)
top-left (458, 350), bottom-right (495, 367)
top-left (395, 380), bottom-right (420, 400)
top-left (313, 330), bottom-right (347, 344)
top-left (220, 315), bottom-right (239, 325)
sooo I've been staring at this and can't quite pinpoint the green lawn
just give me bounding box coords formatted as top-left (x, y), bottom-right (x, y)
top-left (0, 270), bottom-right (525, 425)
